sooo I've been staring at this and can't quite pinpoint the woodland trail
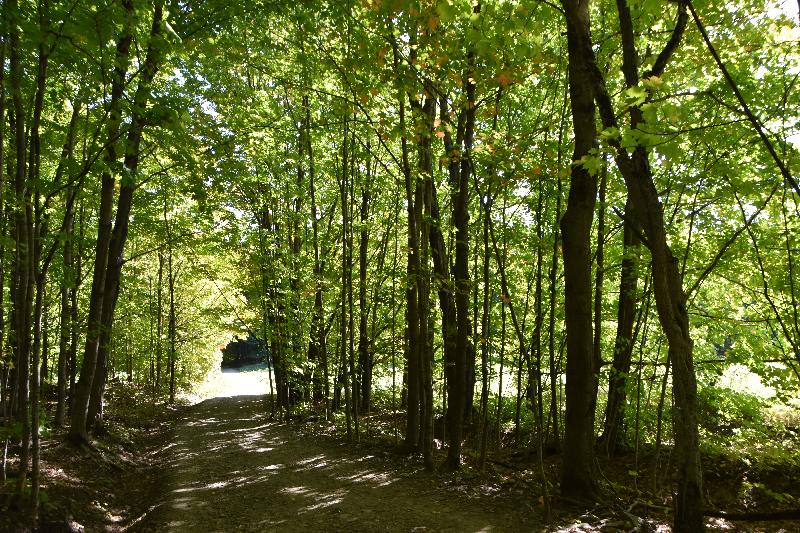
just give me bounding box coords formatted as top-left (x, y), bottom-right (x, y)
top-left (136, 393), bottom-right (541, 532)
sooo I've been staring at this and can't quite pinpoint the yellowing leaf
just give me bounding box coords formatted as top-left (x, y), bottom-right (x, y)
top-left (642, 75), bottom-right (663, 91)
top-left (497, 71), bottom-right (513, 88)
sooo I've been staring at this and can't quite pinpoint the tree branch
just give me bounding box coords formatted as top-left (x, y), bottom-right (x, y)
top-left (688, 0), bottom-right (800, 198)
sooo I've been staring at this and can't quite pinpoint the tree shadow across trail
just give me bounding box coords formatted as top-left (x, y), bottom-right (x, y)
top-left (136, 395), bottom-right (538, 532)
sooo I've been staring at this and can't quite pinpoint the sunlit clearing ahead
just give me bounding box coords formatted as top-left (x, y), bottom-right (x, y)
top-left (194, 363), bottom-right (271, 400)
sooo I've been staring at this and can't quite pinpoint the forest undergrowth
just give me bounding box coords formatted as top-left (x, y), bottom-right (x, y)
top-left (1, 382), bottom-right (174, 532)
top-left (299, 403), bottom-right (800, 531)
top-left (3, 380), bottom-right (800, 532)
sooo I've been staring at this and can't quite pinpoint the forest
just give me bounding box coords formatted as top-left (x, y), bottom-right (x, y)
top-left (1, 0), bottom-right (800, 531)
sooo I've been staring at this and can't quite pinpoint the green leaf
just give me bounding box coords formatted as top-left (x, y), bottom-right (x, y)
top-left (624, 85), bottom-right (648, 107)
top-left (436, 1), bottom-right (455, 23)
top-left (641, 103), bottom-right (658, 124)
top-left (575, 149), bottom-right (603, 176)
top-left (599, 127), bottom-right (620, 143)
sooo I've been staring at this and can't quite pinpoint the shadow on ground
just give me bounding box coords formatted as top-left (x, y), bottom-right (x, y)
top-left (135, 394), bottom-right (538, 532)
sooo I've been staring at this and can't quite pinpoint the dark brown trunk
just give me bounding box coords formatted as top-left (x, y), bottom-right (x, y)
top-left (357, 165), bottom-right (371, 412)
top-left (393, 49), bottom-right (420, 449)
top-left (533, 150), bottom-right (546, 445)
top-left (340, 122), bottom-right (353, 438)
top-left (439, 41), bottom-right (477, 469)
top-left (167, 238), bottom-right (176, 404)
top-left (592, 1), bottom-right (702, 528)
top-left (88, 0), bottom-right (164, 430)
top-left (40, 308), bottom-right (49, 390)
top-left (548, 116), bottom-right (565, 450)
top-left (601, 196), bottom-right (640, 455)
top-left (256, 221), bottom-right (275, 414)
top-left (55, 96), bottom-right (82, 427)
top-left (416, 94), bottom-right (435, 470)
top-left (478, 188), bottom-right (491, 471)
top-left (305, 96), bottom-right (327, 411)
top-left (8, 0), bottom-right (33, 493)
top-left (347, 139), bottom-right (359, 439)
top-left (155, 252), bottom-right (164, 393)
top-left (69, 0), bottom-right (134, 442)
top-left (68, 203), bottom-right (83, 407)
top-left (560, 0), bottom-right (600, 501)
top-left (428, 100), bottom-right (457, 439)
top-left (593, 166), bottom-right (607, 376)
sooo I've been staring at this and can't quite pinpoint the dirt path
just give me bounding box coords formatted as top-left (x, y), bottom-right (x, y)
top-left (137, 395), bottom-right (541, 532)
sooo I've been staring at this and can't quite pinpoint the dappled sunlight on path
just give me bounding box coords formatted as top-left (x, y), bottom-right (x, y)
top-left (138, 395), bottom-right (538, 532)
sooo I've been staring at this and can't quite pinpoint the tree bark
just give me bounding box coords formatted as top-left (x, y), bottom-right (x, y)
top-left (69, 0), bottom-right (134, 443)
top-left (591, 1), bottom-right (703, 528)
top-left (305, 95), bottom-right (327, 412)
top-left (56, 97), bottom-right (83, 427)
top-left (560, 0), bottom-right (600, 501)
top-left (601, 196), bottom-right (640, 455)
top-left (416, 94), bottom-right (435, 470)
top-left (88, 0), bottom-right (165, 431)
top-left (393, 43), bottom-right (421, 448)
top-left (340, 122), bottom-right (353, 439)
top-left (441, 46), bottom-right (477, 469)
top-left (358, 162), bottom-right (372, 412)
top-left (8, 0), bottom-right (34, 493)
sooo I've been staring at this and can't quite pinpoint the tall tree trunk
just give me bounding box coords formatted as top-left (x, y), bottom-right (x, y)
top-left (591, 1), bottom-right (702, 528)
top-left (41, 305), bottom-right (49, 389)
top-left (148, 278), bottom-right (155, 388)
top-left (418, 178), bottom-right (433, 469)
top-left (168, 248), bottom-right (176, 404)
top-left (593, 165), bottom-right (607, 378)
top-left (425, 99), bottom-right (457, 452)
top-left (548, 114), bottom-right (565, 450)
top-left (416, 94), bottom-right (435, 470)
top-left (88, 0), bottom-right (165, 432)
top-left (305, 95), bottom-right (327, 412)
top-left (533, 148), bottom-right (546, 447)
top-left (69, 0), bottom-right (134, 443)
top-left (27, 0), bottom-right (59, 510)
top-left (560, 0), bottom-right (599, 501)
top-left (8, 0), bottom-right (34, 494)
top-left (340, 122), bottom-right (353, 439)
top-left (347, 145), bottom-right (359, 440)
top-left (478, 188), bottom-right (491, 471)
top-left (289, 103), bottom-right (306, 402)
top-left (393, 47), bottom-right (421, 449)
top-left (358, 163), bottom-right (372, 412)
top-left (164, 191), bottom-right (177, 404)
top-left (601, 196), bottom-right (640, 455)
top-left (68, 203), bottom-right (84, 408)
top-left (155, 252), bottom-right (164, 393)
top-left (56, 96), bottom-right (82, 427)
top-left (435, 36), bottom-right (478, 469)
top-left (30, 278), bottom-right (44, 511)
top-left (256, 216), bottom-right (276, 415)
